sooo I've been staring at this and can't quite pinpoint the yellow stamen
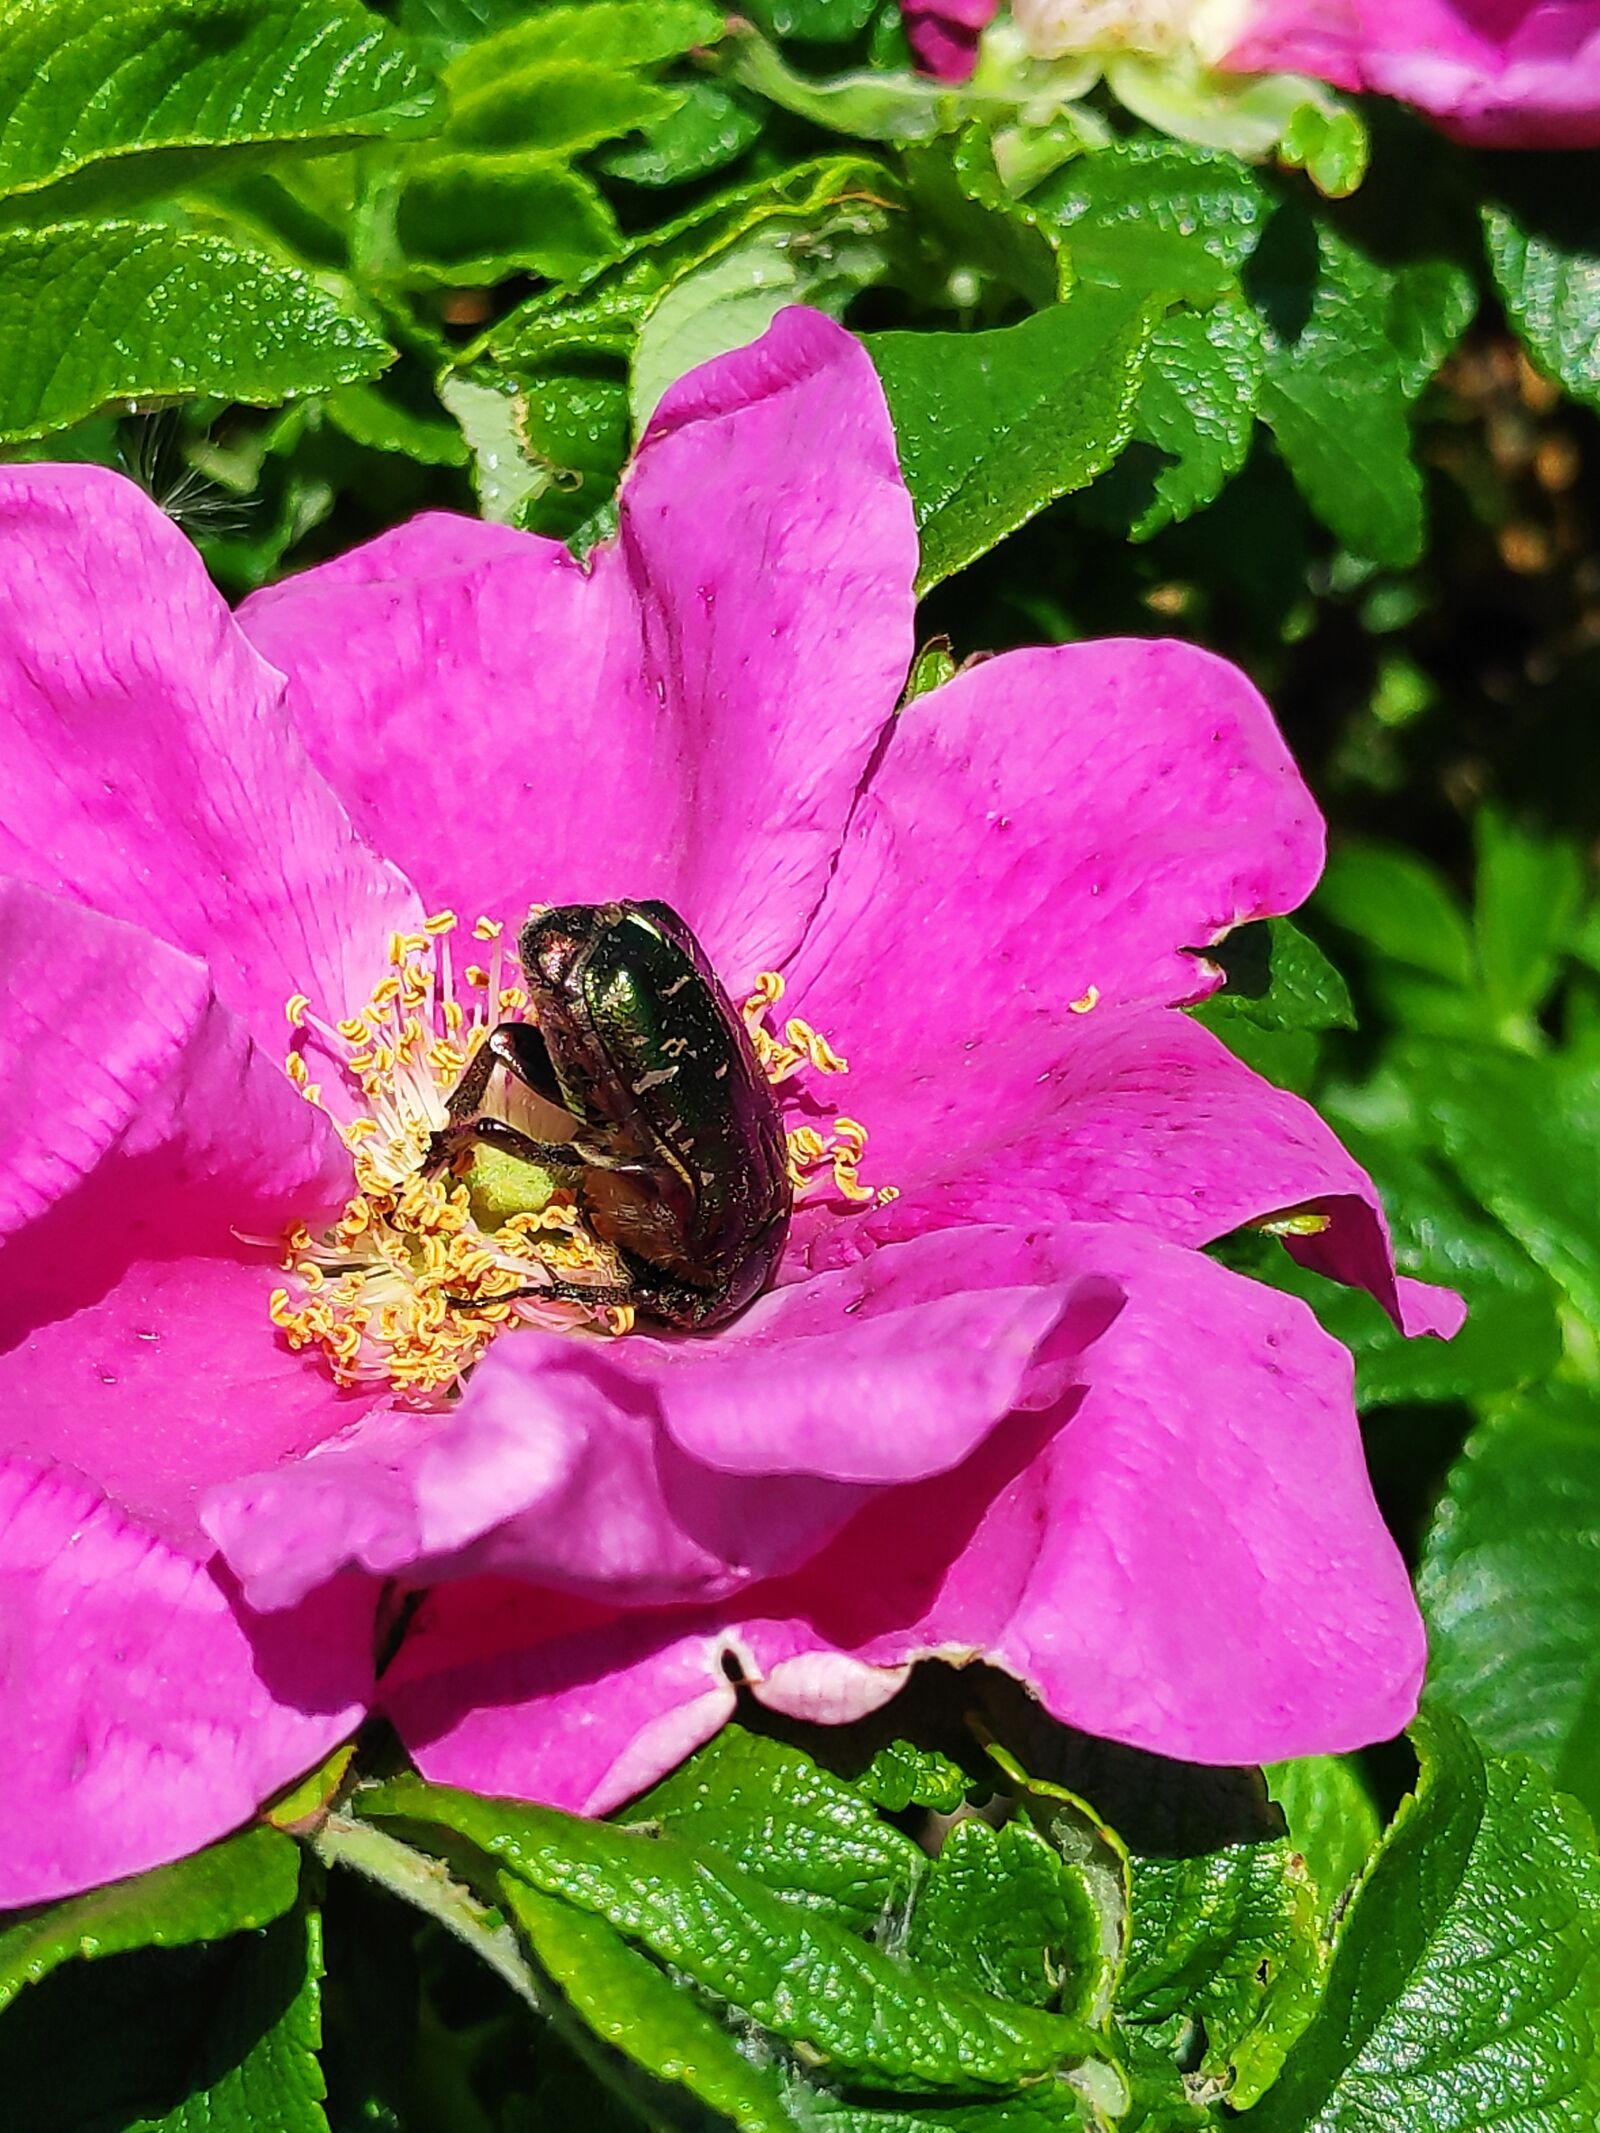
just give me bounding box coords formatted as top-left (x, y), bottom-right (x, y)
top-left (786, 1115), bottom-right (880, 1205)
top-left (270, 912), bottom-right (633, 1402)
top-left (743, 974), bottom-right (890, 1206)
top-left (742, 971), bottom-right (853, 1082)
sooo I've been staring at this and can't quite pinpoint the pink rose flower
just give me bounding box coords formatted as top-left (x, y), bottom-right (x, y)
top-left (0, 309), bottom-right (1459, 1908)
top-left (908, 0), bottom-right (1600, 147)
top-left (1225, 0), bottom-right (1600, 147)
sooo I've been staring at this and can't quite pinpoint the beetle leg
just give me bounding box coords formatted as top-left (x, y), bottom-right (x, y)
top-left (443, 1022), bottom-right (568, 1125)
top-left (486, 1021), bottom-right (572, 1110)
top-left (463, 1276), bottom-right (641, 1311)
top-left (430, 1115), bottom-right (588, 1174)
top-left (439, 1036), bottom-right (500, 1127)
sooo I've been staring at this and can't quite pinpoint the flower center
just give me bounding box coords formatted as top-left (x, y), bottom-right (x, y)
top-left (1009, 0), bottom-right (1247, 62)
top-left (268, 914), bottom-right (882, 1404)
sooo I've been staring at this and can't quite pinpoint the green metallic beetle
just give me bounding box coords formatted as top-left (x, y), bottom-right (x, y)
top-left (429, 901), bottom-right (792, 1328)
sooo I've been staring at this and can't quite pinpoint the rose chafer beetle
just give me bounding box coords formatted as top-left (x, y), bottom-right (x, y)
top-left (430, 901), bottom-right (791, 1329)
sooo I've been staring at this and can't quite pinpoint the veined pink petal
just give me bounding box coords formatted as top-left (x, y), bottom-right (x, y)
top-left (0, 1459), bottom-right (373, 1907)
top-left (202, 1231), bottom-right (1121, 1612)
top-left (1224, 0), bottom-right (1600, 147)
top-left (0, 466), bottom-right (420, 1056)
top-left (794, 1004), bottom-right (1457, 1333)
top-left (239, 310), bottom-right (917, 987)
top-left (382, 1225), bottom-right (1423, 1803)
top-left (0, 887), bottom-right (377, 1553)
top-left (787, 638), bottom-right (1321, 1064)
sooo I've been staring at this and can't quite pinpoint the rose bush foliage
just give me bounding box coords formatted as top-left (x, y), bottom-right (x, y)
top-left (0, 310), bottom-right (1460, 1908)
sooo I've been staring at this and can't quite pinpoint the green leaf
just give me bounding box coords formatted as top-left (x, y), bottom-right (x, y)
top-left (597, 81), bottom-right (763, 187)
top-left (439, 370), bottom-right (547, 521)
top-left (1030, 144), bottom-right (1273, 539)
top-left (1264, 1758), bottom-right (1381, 1934)
top-left (900, 130), bottom-right (1062, 313)
top-left (867, 288), bottom-right (1157, 592)
top-left (1188, 914), bottom-right (1351, 1095)
top-left (1278, 1125), bottom-right (1564, 1406)
top-left (626, 1727), bottom-right (926, 1936)
top-left (1249, 1708), bottom-right (1600, 2133)
top-left (1411, 1041), bottom-right (1600, 1330)
top-left (0, 219), bottom-right (389, 443)
top-left (805, 2093), bottom-right (1096, 2131)
top-left (323, 379), bottom-right (469, 465)
top-left (856, 1740), bottom-right (972, 1815)
top-left (513, 366), bottom-right (631, 538)
top-left (907, 1819), bottom-right (1104, 2023)
top-left (358, 1775), bottom-right (1115, 2093)
top-left (1419, 1388), bottom-right (1600, 1825)
top-left (1197, 918), bottom-right (1356, 1036)
top-left (0, 1824), bottom-right (301, 2012)
top-left (1111, 297), bottom-right (1264, 539)
top-left (446, 61), bottom-right (680, 156)
top-left (1120, 1838), bottom-right (1323, 2108)
top-left (1316, 842), bottom-right (1475, 987)
top-left (1278, 98), bottom-right (1368, 199)
top-left (0, 1903), bottom-right (328, 2133)
top-left (963, 1770), bottom-right (1128, 2049)
top-left (1250, 206), bottom-right (1423, 567)
top-left (722, 28), bottom-right (954, 144)
top-left (1384, 256), bottom-right (1478, 402)
top-left (1037, 143), bottom-right (1264, 300)
top-left (744, 0), bottom-right (876, 42)
top-left (1037, 138), bottom-right (1268, 276)
top-left (399, 0), bottom-right (523, 50)
top-left (394, 150), bottom-right (620, 285)
top-left (1472, 807), bottom-right (1585, 1030)
top-left (446, 0), bottom-right (722, 90)
top-left (1484, 159), bottom-right (1600, 413)
top-left (0, 0), bottom-right (437, 207)
top-left (484, 155), bottom-right (892, 369)
top-left (503, 1883), bottom-right (799, 2133)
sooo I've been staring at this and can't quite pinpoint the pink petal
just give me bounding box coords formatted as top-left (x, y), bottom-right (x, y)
top-left (0, 887), bottom-right (376, 1553)
top-left (794, 1004), bottom-right (1456, 1334)
top-left (203, 1231), bottom-right (1121, 1612)
top-left (383, 1225), bottom-right (1422, 1803)
top-left (384, 1581), bottom-right (750, 1815)
top-left (0, 1459), bottom-right (373, 1907)
top-left (238, 310), bottom-right (917, 986)
top-left (904, 0), bottom-right (997, 80)
top-left (783, 638), bottom-right (1321, 1084)
top-left (0, 466), bottom-right (419, 1055)
top-left (1225, 0), bottom-right (1600, 147)
top-left (0, 881), bottom-right (344, 1242)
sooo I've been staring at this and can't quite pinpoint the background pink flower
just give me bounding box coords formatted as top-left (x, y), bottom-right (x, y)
top-left (905, 0), bottom-right (997, 82)
top-left (0, 309), bottom-right (1456, 1907)
top-left (909, 0), bottom-right (1600, 146)
top-left (1225, 0), bottom-right (1600, 147)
